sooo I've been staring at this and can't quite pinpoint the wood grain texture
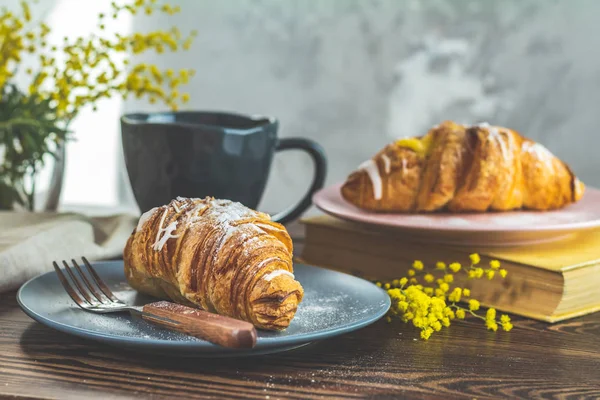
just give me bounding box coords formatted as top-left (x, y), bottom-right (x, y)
top-left (142, 301), bottom-right (257, 348)
top-left (1, 223), bottom-right (600, 399)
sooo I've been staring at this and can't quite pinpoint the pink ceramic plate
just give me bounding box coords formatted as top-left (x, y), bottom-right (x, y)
top-left (312, 184), bottom-right (600, 246)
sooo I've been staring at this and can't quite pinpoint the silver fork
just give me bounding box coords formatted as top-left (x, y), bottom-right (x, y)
top-left (53, 257), bottom-right (257, 348)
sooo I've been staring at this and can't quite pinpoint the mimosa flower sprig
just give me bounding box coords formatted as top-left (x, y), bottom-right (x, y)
top-left (378, 253), bottom-right (513, 340)
top-left (1, 0), bottom-right (196, 118)
top-left (0, 0), bottom-right (196, 210)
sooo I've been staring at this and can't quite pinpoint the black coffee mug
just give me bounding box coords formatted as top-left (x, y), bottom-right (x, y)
top-left (120, 111), bottom-right (327, 224)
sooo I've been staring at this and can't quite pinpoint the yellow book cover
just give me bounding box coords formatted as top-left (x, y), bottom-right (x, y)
top-left (479, 231), bottom-right (600, 272)
top-left (299, 215), bottom-right (600, 322)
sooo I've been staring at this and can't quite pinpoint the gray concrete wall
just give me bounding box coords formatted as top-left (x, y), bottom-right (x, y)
top-left (123, 0), bottom-right (600, 216)
top-left (9, 0), bottom-right (595, 216)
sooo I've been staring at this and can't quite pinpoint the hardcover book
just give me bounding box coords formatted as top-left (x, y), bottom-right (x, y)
top-left (298, 215), bottom-right (600, 322)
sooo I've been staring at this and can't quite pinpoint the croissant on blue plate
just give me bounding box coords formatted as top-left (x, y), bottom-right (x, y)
top-left (124, 197), bottom-right (304, 331)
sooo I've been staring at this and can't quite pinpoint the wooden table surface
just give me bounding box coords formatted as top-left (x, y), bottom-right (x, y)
top-left (1, 225), bottom-right (600, 399)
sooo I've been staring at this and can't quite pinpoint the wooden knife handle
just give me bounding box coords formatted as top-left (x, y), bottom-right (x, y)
top-left (142, 301), bottom-right (257, 348)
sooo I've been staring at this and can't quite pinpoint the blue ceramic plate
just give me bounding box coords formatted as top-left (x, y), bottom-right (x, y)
top-left (17, 261), bottom-right (390, 357)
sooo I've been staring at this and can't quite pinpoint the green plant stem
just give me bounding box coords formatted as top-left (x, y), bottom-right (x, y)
top-left (27, 165), bottom-right (35, 211)
top-left (0, 117), bottom-right (44, 130)
top-left (450, 303), bottom-right (486, 321)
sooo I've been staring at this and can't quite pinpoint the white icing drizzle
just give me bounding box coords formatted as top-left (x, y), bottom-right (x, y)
top-left (358, 159), bottom-right (382, 200)
top-left (188, 203), bottom-right (209, 225)
top-left (401, 158), bottom-right (408, 176)
top-left (381, 154), bottom-right (391, 174)
top-left (477, 122), bottom-right (490, 128)
top-left (173, 202), bottom-right (181, 213)
top-left (152, 207), bottom-right (180, 251)
top-left (175, 196), bottom-right (190, 211)
top-left (263, 269), bottom-right (295, 282)
top-left (136, 207), bottom-right (158, 232)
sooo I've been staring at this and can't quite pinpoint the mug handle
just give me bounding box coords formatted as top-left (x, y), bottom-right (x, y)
top-left (270, 138), bottom-right (327, 225)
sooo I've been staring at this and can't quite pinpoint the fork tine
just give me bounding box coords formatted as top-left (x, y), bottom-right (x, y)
top-left (62, 260), bottom-right (96, 305)
top-left (70, 259), bottom-right (106, 304)
top-left (53, 261), bottom-right (88, 308)
top-left (81, 256), bottom-right (120, 302)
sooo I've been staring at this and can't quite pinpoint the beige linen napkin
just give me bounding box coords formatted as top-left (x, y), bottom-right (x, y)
top-left (0, 211), bottom-right (138, 293)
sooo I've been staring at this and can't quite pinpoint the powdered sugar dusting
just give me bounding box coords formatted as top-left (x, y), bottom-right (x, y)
top-left (291, 292), bottom-right (348, 330)
top-left (522, 141), bottom-right (555, 171)
top-left (487, 126), bottom-right (509, 161)
top-left (288, 290), bottom-right (381, 332)
top-left (185, 198), bottom-right (276, 263)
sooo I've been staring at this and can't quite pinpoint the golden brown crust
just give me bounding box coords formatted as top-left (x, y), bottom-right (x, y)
top-left (341, 145), bottom-right (424, 212)
top-left (416, 121), bottom-right (468, 211)
top-left (341, 122), bottom-right (585, 212)
top-left (124, 197), bottom-right (304, 331)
